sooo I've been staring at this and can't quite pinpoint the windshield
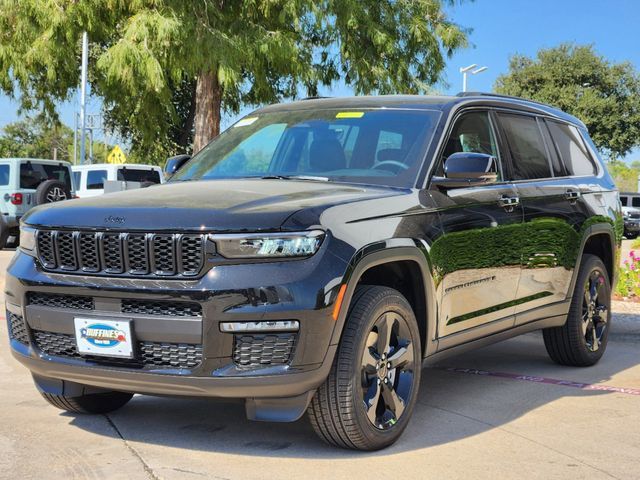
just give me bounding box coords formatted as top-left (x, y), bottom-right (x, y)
top-left (171, 108), bottom-right (441, 187)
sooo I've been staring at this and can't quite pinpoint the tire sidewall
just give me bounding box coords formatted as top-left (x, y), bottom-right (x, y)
top-left (346, 289), bottom-right (422, 447)
top-left (570, 255), bottom-right (611, 363)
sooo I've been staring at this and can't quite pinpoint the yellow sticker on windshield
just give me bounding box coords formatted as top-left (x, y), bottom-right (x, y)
top-left (234, 117), bottom-right (258, 127)
top-left (336, 112), bottom-right (365, 119)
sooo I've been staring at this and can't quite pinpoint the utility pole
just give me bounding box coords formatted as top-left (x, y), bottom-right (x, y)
top-left (79, 31), bottom-right (88, 164)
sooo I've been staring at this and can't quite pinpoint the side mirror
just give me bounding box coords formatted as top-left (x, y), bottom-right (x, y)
top-left (431, 152), bottom-right (498, 188)
top-left (164, 154), bottom-right (191, 178)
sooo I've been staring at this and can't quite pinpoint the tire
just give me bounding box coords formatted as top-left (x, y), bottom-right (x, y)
top-left (308, 285), bottom-right (422, 450)
top-left (35, 179), bottom-right (71, 205)
top-left (39, 390), bottom-right (133, 414)
top-left (0, 223), bottom-right (8, 250)
top-left (543, 254), bottom-right (611, 367)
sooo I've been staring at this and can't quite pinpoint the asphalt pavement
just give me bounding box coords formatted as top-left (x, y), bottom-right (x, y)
top-left (1, 245), bottom-right (639, 480)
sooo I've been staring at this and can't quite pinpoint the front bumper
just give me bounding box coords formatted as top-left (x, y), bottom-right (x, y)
top-left (623, 219), bottom-right (640, 233)
top-left (5, 248), bottom-right (347, 410)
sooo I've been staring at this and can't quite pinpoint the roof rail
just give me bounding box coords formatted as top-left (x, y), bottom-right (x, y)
top-left (301, 96), bottom-right (332, 101)
top-left (456, 91), bottom-right (551, 108)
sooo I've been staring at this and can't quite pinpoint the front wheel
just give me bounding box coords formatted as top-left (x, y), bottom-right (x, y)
top-left (543, 254), bottom-right (611, 366)
top-left (308, 285), bottom-right (422, 450)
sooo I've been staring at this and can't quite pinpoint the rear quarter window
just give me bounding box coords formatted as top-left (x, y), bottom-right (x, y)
top-left (87, 170), bottom-right (108, 189)
top-left (547, 121), bottom-right (597, 176)
top-left (0, 164), bottom-right (9, 186)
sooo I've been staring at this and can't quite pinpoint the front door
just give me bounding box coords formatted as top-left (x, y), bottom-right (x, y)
top-left (429, 110), bottom-right (524, 342)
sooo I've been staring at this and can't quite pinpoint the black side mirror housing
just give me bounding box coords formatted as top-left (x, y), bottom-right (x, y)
top-left (431, 152), bottom-right (498, 188)
top-left (164, 154), bottom-right (191, 178)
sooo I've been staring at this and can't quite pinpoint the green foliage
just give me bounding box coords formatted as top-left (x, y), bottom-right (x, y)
top-left (495, 44), bottom-right (640, 160)
top-left (0, 116), bottom-right (111, 163)
top-left (0, 116), bottom-right (73, 160)
top-left (0, 0), bottom-right (469, 164)
top-left (606, 161), bottom-right (640, 192)
top-left (615, 250), bottom-right (640, 298)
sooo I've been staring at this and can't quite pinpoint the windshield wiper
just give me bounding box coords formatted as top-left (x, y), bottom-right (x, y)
top-left (260, 175), bottom-right (329, 182)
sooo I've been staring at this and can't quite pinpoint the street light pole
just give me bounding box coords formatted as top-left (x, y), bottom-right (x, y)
top-left (460, 64), bottom-right (489, 92)
top-left (79, 32), bottom-right (88, 165)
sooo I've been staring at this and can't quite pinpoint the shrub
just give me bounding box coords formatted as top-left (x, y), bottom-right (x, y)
top-left (616, 250), bottom-right (640, 298)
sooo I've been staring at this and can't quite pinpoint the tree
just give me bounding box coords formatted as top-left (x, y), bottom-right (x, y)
top-left (0, 116), bottom-right (73, 160)
top-left (607, 161), bottom-right (640, 193)
top-left (0, 1), bottom-right (468, 161)
top-left (494, 44), bottom-right (640, 160)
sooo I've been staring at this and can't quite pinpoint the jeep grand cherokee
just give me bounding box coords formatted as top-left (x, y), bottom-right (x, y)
top-left (5, 93), bottom-right (620, 450)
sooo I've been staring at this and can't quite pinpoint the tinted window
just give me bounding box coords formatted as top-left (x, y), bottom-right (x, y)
top-left (633, 197), bottom-right (640, 208)
top-left (171, 109), bottom-right (440, 188)
top-left (87, 170), bottom-right (108, 189)
top-left (117, 168), bottom-right (161, 184)
top-left (620, 196), bottom-right (628, 207)
top-left (547, 121), bottom-right (596, 176)
top-left (498, 113), bottom-right (551, 180)
top-left (0, 165), bottom-right (9, 186)
top-left (20, 163), bottom-right (72, 190)
top-left (73, 171), bottom-right (81, 190)
top-left (440, 111), bottom-right (500, 178)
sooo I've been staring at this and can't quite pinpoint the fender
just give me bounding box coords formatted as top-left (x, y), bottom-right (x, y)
top-left (329, 239), bottom-right (439, 358)
top-left (566, 222), bottom-right (617, 301)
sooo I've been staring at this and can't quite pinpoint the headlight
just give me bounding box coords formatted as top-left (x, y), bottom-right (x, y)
top-left (19, 226), bottom-right (36, 255)
top-left (212, 230), bottom-right (324, 259)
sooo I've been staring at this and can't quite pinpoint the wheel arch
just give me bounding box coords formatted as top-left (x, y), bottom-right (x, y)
top-left (568, 223), bottom-right (617, 298)
top-left (330, 240), bottom-right (438, 358)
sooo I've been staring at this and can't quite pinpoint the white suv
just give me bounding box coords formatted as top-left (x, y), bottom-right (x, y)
top-left (0, 158), bottom-right (75, 248)
top-left (72, 163), bottom-right (164, 198)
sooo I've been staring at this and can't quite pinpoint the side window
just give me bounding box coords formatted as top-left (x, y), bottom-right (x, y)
top-left (547, 121), bottom-right (597, 176)
top-left (0, 165), bottom-right (9, 186)
top-left (440, 111), bottom-right (500, 178)
top-left (73, 171), bottom-right (81, 190)
top-left (619, 196), bottom-right (628, 207)
top-left (633, 197), bottom-right (640, 208)
top-left (87, 170), bottom-right (108, 190)
top-left (498, 113), bottom-right (551, 180)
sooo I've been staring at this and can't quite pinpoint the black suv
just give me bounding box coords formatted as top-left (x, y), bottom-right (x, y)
top-left (6, 94), bottom-right (620, 450)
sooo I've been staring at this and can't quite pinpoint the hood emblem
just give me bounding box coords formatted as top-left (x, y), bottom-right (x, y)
top-left (104, 215), bottom-right (126, 225)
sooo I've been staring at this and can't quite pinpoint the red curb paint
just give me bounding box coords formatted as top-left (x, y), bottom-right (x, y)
top-left (438, 367), bottom-right (640, 396)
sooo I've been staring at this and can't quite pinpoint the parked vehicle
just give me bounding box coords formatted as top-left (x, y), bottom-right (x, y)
top-left (72, 163), bottom-right (163, 198)
top-left (619, 192), bottom-right (640, 239)
top-left (0, 158), bottom-right (74, 249)
top-left (7, 94), bottom-right (620, 450)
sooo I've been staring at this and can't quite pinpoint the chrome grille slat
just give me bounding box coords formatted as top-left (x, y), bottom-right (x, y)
top-left (36, 230), bottom-right (205, 278)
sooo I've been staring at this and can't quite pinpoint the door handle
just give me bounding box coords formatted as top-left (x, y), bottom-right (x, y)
top-left (498, 195), bottom-right (520, 212)
top-left (564, 189), bottom-right (581, 204)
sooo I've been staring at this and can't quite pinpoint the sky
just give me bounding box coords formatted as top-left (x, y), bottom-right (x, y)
top-left (0, 0), bottom-right (638, 161)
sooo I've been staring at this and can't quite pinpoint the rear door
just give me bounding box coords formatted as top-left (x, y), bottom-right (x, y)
top-left (495, 112), bottom-right (581, 324)
top-left (429, 109), bottom-right (524, 342)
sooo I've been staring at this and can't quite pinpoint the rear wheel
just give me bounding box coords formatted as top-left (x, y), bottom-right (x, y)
top-left (308, 285), bottom-right (421, 450)
top-left (39, 390), bottom-right (133, 414)
top-left (543, 254), bottom-right (611, 366)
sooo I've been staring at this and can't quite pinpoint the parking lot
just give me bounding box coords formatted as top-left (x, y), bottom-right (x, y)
top-left (1, 245), bottom-right (639, 480)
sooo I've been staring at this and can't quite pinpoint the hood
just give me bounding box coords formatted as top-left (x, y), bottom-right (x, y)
top-left (23, 179), bottom-right (403, 232)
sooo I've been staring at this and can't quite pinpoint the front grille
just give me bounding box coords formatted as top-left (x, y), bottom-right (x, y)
top-left (28, 292), bottom-right (94, 310)
top-left (233, 333), bottom-right (296, 368)
top-left (7, 312), bottom-right (29, 344)
top-left (33, 330), bottom-right (203, 369)
top-left (35, 230), bottom-right (206, 277)
top-left (121, 299), bottom-right (202, 317)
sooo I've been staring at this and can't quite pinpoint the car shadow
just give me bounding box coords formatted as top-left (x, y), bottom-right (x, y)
top-left (66, 316), bottom-right (640, 459)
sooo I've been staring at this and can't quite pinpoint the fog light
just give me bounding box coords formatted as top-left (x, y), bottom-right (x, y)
top-left (219, 320), bottom-right (299, 333)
